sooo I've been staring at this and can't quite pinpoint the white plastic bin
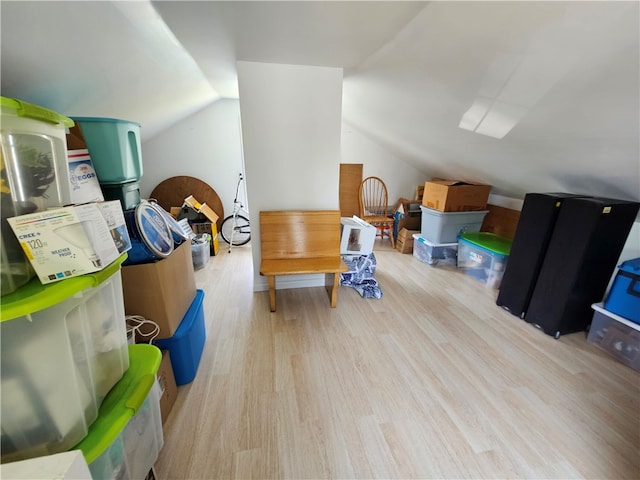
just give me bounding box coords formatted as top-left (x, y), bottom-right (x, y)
top-left (0, 256), bottom-right (129, 463)
top-left (412, 234), bottom-right (458, 266)
top-left (589, 303), bottom-right (640, 371)
top-left (73, 344), bottom-right (164, 480)
top-left (1, 97), bottom-right (74, 295)
top-left (191, 236), bottom-right (210, 270)
top-left (87, 381), bottom-right (163, 480)
top-left (420, 205), bottom-right (488, 244)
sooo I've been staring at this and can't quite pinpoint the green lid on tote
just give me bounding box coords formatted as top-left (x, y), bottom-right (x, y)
top-left (459, 232), bottom-right (512, 256)
top-left (0, 254), bottom-right (127, 321)
top-left (0, 96), bottom-right (74, 128)
top-left (72, 343), bottom-right (162, 464)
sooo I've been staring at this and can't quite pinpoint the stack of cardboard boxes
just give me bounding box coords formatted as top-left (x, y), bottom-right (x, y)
top-left (121, 240), bottom-right (198, 423)
top-left (394, 197), bottom-right (422, 254)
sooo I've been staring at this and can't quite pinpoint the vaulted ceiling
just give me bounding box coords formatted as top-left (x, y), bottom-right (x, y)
top-left (2, 1), bottom-right (638, 201)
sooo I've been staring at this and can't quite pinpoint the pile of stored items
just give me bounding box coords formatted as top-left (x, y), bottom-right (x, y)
top-left (0, 96), bottom-right (212, 477)
top-left (339, 216), bottom-right (382, 298)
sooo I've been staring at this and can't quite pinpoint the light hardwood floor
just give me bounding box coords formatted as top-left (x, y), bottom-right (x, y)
top-left (154, 240), bottom-right (639, 479)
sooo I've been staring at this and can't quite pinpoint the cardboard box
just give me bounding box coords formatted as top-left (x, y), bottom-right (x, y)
top-left (67, 149), bottom-right (104, 205)
top-left (393, 197), bottom-right (422, 233)
top-left (66, 125), bottom-right (104, 204)
top-left (340, 216), bottom-right (376, 255)
top-left (183, 195), bottom-right (219, 224)
top-left (7, 200), bottom-right (130, 284)
top-left (121, 242), bottom-right (197, 339)
top-left (396, 228), bottom-right (420, 253)
top-left (157, 350), bottom-right (178, 424)
top-left (422, 179), bottom-right (491, 212)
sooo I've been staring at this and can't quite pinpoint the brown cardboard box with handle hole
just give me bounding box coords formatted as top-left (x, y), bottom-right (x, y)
top-left (121, 242), bottom-right (196, 339)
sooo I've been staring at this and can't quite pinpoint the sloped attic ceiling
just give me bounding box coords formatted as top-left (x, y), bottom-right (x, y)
top-left (1, 1), bottom-right (638, 202)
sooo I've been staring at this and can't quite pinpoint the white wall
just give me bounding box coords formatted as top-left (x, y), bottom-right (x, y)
top-left (237, 61), bottom-right (343, 291)
top-left (341, 122), bottom-right (429, 203)
top-left (140, 99), bottom-right (244, 219)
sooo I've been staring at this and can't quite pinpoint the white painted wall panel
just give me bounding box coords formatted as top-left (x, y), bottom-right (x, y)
top-left (237, 61), bottom-right (343, 291)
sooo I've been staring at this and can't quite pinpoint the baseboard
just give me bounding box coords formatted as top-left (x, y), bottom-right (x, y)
top-left (254, 273), bottom-right (326, 292)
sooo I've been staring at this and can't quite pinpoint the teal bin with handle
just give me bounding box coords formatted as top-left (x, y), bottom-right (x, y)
top-left (71, 117), bottom-right (142, 185)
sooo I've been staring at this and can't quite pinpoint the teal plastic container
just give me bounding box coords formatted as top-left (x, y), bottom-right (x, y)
top-left (100, 180), bottom-right (141, 210)
top-left (71, 117), bottom-right (142, 185)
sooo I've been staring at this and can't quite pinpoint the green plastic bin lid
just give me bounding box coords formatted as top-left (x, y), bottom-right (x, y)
top-left (72, 344), bottom-right (162, 464)
top-left (459, 232), bottom-right (512, 256)
top-left (0, 254), bottom-right (127, 322)
top-left (0, 96), bottom-right (74, 128)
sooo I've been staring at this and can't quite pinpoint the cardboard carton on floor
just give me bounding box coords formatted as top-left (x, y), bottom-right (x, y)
top-left (121, 242), bottom-right (196, 339)
top-left (396, 228), bottom-right (420, 254)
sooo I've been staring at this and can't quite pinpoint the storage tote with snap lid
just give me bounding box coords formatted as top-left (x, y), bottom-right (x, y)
top-left (1, 97), bottom-right (74, 295)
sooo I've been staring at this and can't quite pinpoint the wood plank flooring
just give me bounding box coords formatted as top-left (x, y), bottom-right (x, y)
top-left (154, 240), bottom-right (639, 479)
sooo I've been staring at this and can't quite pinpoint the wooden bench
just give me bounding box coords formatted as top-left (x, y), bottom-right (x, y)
top-left (259, 210), bottom-right (348, 312)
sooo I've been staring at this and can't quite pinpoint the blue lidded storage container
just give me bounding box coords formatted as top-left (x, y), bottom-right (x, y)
top-left (604, 258), bottom-right (640, 324)
top-left (123, 200), bottom-right (173, 265)
top-left (71, 117), bottom-right (142, 185)
top-left (154, 289), bottom-right (205, 385)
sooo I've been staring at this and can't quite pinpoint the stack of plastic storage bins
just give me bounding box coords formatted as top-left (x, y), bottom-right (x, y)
top-left (416, 180), bottom-right (491, 268)
top-left (0, 256), bottom-right (130, 463)
top-left (71, 117), bottom-right (143, 210)
top-left (1, 99), bottom-right (164, 478)
top-left (0, 97), bottom-right (132, 466)
top-left (588, 258), bottom-right (640, 371)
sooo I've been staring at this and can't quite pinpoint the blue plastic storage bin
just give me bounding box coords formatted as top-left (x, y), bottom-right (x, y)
top-left (154, 289), bottom-right (205, 385)
top-left (71, 117), bottom-right (142, 185)
top-left (604, 258), bottom-right (640, 324)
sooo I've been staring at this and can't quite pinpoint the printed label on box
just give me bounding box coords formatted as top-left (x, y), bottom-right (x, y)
top-left (7, 201), bottom-right (130, 284)
top-left (68, 149), bottom-right (105, 204)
